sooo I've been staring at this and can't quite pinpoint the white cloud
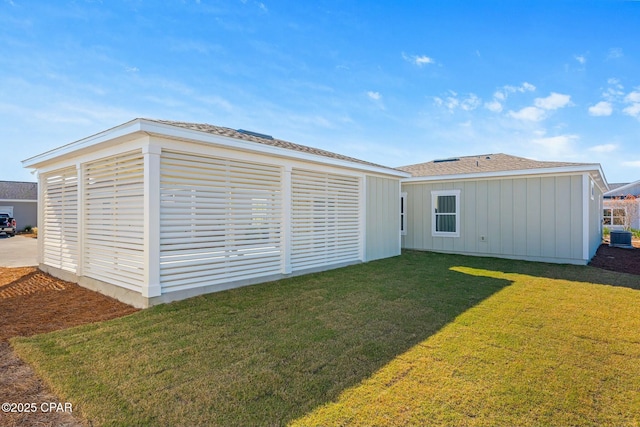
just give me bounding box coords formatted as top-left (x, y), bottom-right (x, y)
top-left (402, 52), bottom-right (435, 67)
top-left (622, 160), bottom-right (640, 168)
top-left (509, 106), bottom-right (545, 121)
top-left (531, 134), bottom-right (579, 158)
top-left (534, 92), bottom-right (571, 110)
top-left (588, 143), bottom-right (617, 153)
top-left (603, 78), bottom-right (625, 101)
top-left (623, 103), bottom-right (640, 118)
top-left (367, 91), bottom-right (381, 100)
top-left (622, 90), bottom-right (640, 118)
top-left (434, 91), bottom-right (481, 112)
top-left (574, 54), bottom-right (587, 65)
top-left (460, 94), bottom-right (480, 111)
top-left (607, 47), bottom-right (624, 59)
top-left (625, 91), bottom-right (640, 103)
top-left (484, 100), bottom-right (503, 113)
top-left (488, 82), bottom-right (535, 112)
top-left (125, 66), bottom-right (139, 73)
top-left (588, 101), bottom-right (613, 117)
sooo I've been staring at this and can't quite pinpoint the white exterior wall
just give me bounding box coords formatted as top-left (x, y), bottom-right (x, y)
top-left (41, 168), bottom-right (78, 272)
top-left (365, 176), bottom-right (401, 261)
top-left (159, 150), bottom-right (283, 294)
top-left (29, 129), bottom-right (403, 306)
top-left (402, 174), bottom-right (590, 264)
top-left (82, 151), bottom-right (145, 293)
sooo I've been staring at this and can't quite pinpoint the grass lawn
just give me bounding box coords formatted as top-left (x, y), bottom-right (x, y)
top-left (12, 251), bottom-right (640, 427)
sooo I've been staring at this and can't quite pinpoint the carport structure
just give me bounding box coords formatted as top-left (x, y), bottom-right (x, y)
top-left (23, 119), bottom-right (408, 308)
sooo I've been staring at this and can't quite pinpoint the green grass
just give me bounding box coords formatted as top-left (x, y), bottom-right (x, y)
top-left (12, 251), bottom-right (640, 427)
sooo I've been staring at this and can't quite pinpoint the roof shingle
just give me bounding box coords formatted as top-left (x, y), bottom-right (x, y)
top-left (149, 119), bottom-right (394, 170)
top-left (0, 181), bottom-right (37, 200)
top-left (398, 153), bottom-right (598, 177)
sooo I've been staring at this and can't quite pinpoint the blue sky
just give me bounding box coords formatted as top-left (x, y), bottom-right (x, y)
top-left (2, 0), bottom-right (639, 184)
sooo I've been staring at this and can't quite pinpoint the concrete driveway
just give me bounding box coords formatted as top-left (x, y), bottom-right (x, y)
top-left (0, 234), bottom-right (38, 267)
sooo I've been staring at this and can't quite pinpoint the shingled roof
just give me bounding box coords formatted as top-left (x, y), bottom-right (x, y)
top-left (148, 119), bottom-right (392, 170)
top-left (0, 181), bottom-right (37, 200)
top-left (398, 153), bottom-right (599, 178)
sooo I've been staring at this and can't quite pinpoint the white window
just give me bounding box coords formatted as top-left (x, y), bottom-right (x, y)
top-left (400, 192), bottom-right (407, 236)
top-left (603, 207), bottom-right (626, 226)
top-left (431, 190), bottom-right (460, 237)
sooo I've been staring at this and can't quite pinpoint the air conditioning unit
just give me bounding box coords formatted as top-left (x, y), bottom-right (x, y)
top-left (610, 230), bottom-right (633, 248)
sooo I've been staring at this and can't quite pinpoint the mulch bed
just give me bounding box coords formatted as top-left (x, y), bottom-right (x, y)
top-left (588, 241), bottom-right (640, 276)
top-left (0, 246), bottom-right (638, 427)
top-left (0, 267), bottom-right (139, 427)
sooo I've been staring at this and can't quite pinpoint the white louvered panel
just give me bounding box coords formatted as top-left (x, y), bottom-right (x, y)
top-left (291, 169), bottom-right (361, 271)
top-left (160, 151), bottom-right (282, 293)
top-left (83, 151), bottom-right (145, 292)
top-left (42, 168), bottom-right (78, 272)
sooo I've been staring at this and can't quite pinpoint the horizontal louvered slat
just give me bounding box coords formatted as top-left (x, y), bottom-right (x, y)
top-left (42, 168), bottom-right (78, 273)
top-left (291, 169), bottom-right (361, 271)
top-left (159, 151), bottom-right (283, 293)
top-left (83, 151), bottom-right (145, 291)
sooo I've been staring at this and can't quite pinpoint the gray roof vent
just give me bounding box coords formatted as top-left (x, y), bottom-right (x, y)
top-left (433, 157), bottom-right (460, 163)
top-left (237, 129), bottom-right (274, 140)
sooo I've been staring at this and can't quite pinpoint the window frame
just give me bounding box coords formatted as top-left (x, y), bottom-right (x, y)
top-left (400, 192), bottom-right (407, 236)
top-left (603, 207), bottom-right (626, 226)
top-left (431, 189), bottom-right (461, 238)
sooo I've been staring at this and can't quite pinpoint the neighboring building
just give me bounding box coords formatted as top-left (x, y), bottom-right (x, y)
top-left (603, 180), bottom-right (640, 230)
top-left (398, 154), bottom-right (608, 265)
top-left (22, 118), bottom-right (408, 308)
top-left (0, 181), bottom-right (38, 230)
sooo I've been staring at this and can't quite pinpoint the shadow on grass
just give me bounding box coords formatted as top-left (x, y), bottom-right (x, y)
top-left (12, 250), bottom-right (515, 427)
top-left (436, 249), bottom-right (640, 292)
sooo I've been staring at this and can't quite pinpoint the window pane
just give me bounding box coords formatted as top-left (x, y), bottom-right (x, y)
top-left (603, 217), bottom-right (612, 225)
top-left (613, 217), bottom-right (625, 225)
top-left (613, 209), bottom-right (626, 217)
top-left (436, 195), bottom-right (456, 214)
top-left (603, 209), bottom-right (612, 216)
top-left (436, 214), bottom-right (456, 232)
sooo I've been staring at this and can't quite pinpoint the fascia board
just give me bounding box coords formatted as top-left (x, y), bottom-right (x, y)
top-left (604, 178), bottom-right (640, 196)
top-left (22, 119), bottom-right (145, 169)
top-left (402, 165), bottom-right (606, 184)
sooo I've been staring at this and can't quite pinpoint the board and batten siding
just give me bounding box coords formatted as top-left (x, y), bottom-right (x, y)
top-left (291, 168), bottom-right (361, 271)
top-left (402, 175), bottom-right (586, 264)
top-left (41, 167), bottom-right (78, 273)
top-left (365, 176), bottom-right (401, 261)
top-left (83, 151), bottom-right (145, 292)
top-left (159, 151), bottom-right (283, 293)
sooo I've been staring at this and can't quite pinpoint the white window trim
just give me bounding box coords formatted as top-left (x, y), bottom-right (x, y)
top-left (431, 189), bottom-right (461, 238)
top-left (400, 192), bottom-right (407, 236)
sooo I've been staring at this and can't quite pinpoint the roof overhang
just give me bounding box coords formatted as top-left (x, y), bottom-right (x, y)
top-left (23, 119), bottom-right (409, 179)
top-left (603, 179), bottom-right (640, 197)
top-left (402, 164), bottom-right (610, 193)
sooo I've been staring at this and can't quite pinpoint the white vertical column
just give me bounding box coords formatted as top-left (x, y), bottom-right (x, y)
top-left (360, 175), bottom-right (367, 262)
top-left (76, 162), bottom-right (84, 277)
top-left (282, 165), bottom-right (292, 274)
top-left (36, 171), bottom-right (44, 266)
top-left (143, 143), bottom-right (162, 298)
top-left (582, 173), bottom-right (590, 262)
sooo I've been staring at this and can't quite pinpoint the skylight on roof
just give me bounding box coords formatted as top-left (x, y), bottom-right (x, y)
top-left (433, 157), bottom-right (460, 163)
top-left (237, 129), bottom-right (274, 140)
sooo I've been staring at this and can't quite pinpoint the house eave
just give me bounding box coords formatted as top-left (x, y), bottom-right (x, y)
top-left (402, 164), bottom-right (609, 192)
top-left (603, 179), bottom-right (640, 197)
top-left (22, 118), bottom-right (409, 179)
